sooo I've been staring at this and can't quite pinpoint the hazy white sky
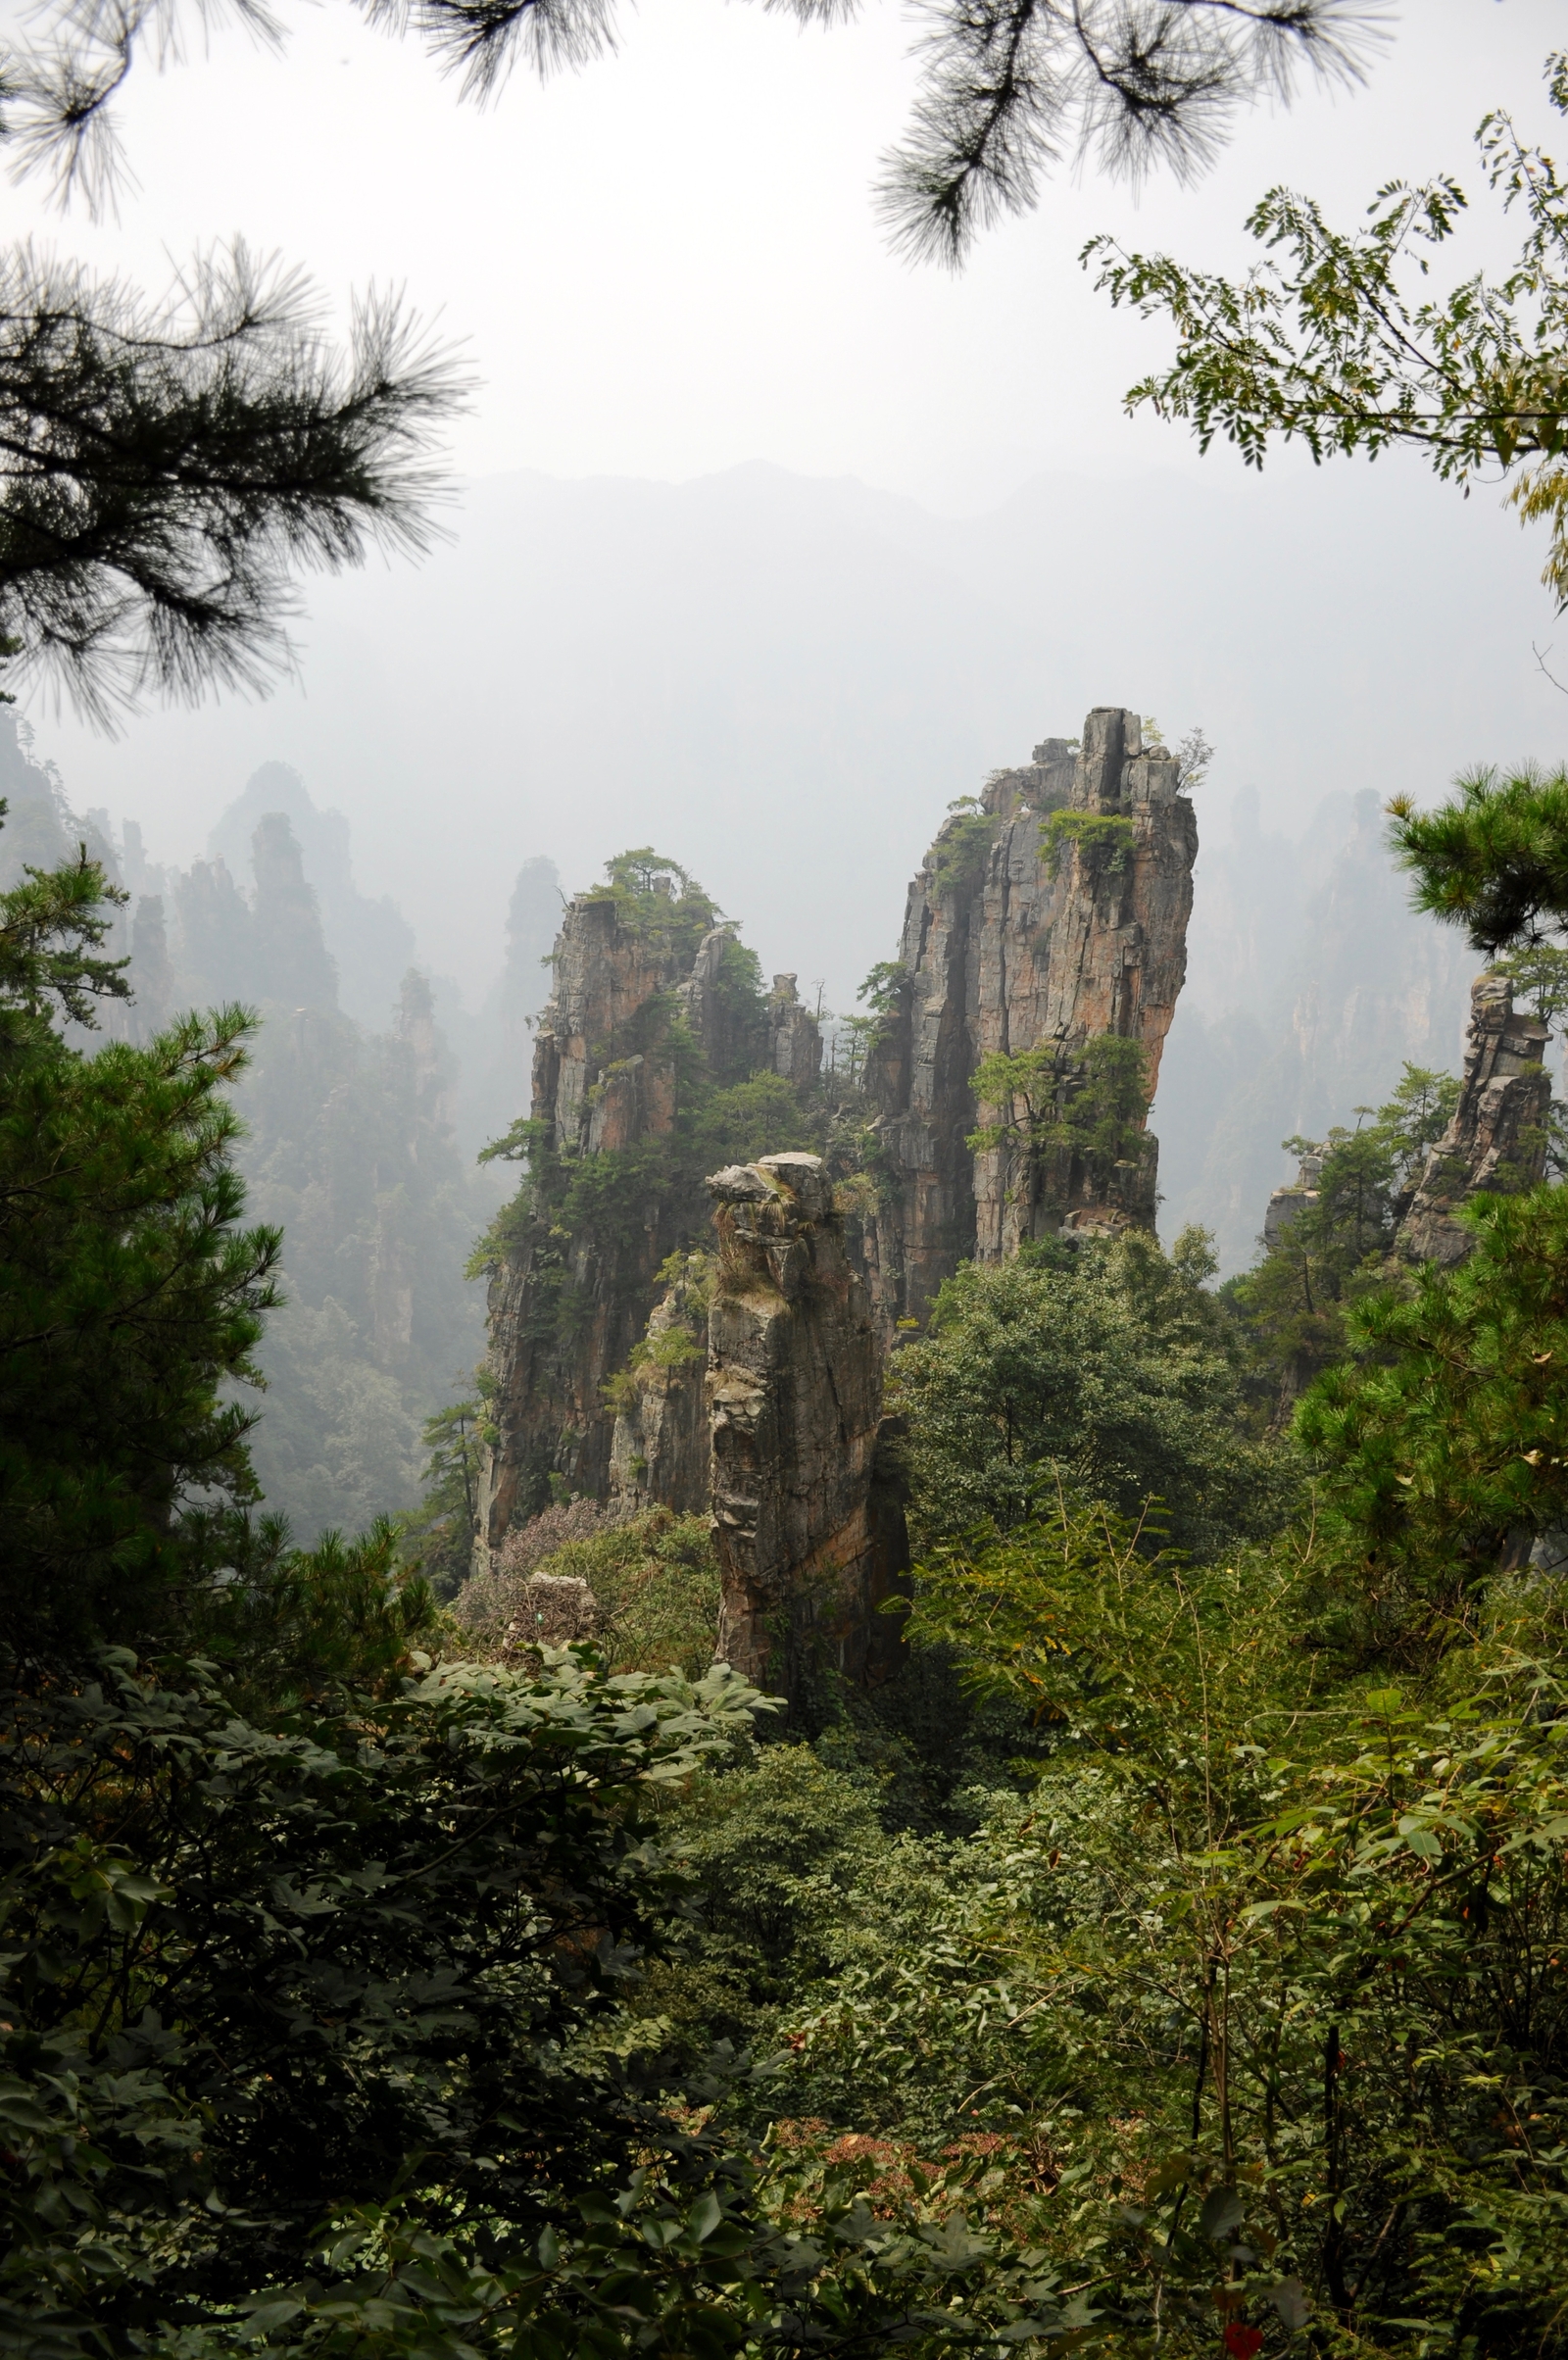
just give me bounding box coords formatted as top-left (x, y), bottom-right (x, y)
top-left (16, 0), bottom-right (1564, 505)
top-left (14, 0), bottom-right (1568, 1018)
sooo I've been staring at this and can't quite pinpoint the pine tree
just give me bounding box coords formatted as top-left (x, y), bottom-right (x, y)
top-left (0, 246), bottom-right (466, 720)
top-left (0, 816), bottom-right (279, 1651)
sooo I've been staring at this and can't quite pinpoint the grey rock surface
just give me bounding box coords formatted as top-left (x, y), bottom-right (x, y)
top-left (863, 709), bottom-right (1198, 1328)
top-left (1396, 974), bottom-right (1550, 1267)
top-left (706, 1153), bottom-right (908, 1705)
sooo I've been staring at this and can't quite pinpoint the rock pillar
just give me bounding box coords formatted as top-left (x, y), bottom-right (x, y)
top-left (1396, 973), bottom-right (1551, 1266)
top-left (706, 1153), bottom-right (908, 1705)
top-left (863, 709), bottom-right (1197, 1330)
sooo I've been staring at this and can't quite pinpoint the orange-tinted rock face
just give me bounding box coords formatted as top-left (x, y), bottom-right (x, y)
top-left (865, 708), bottom-right (1198, 1325)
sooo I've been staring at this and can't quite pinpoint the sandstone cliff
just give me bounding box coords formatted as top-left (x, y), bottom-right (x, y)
top-left (476, 859), bottom-right (821, 1553)
top-left (864, 709), bottom-right (1197, 1325)
top-left (707, 1154), bottom-right (908, 1704)
top-left (1396, 973), bottom-right (1551, 1266)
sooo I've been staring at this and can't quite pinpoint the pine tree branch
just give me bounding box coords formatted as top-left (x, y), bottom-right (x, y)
top-left (0, 244), bottom-right (469, 723)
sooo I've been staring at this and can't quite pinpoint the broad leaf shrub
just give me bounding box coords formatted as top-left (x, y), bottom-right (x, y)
top-left (763, 1492), bottom-right (1568, 2356)
top-left (1298, 1183), bottom-right (1568, 1662)
top-left (0, 1641), bottom-right (763, 2351)
top-left (0, 1636), bottom-right (1097, 2359)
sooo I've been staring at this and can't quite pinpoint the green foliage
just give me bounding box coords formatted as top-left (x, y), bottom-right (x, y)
top-left (400, 1395), bottom-right (485, 1596)
top-left (0, 1639), bottom-right (773, 2354)
top-left (630, 1747), bottom-right (886, 2056)
top-left (1224, 1063), bottom-right (1462, 1411)
top-left (0, 811), bottom-right (130, 1040)
top-left (1297, 1180), bottom-right (1568, 1650)
top-left (857, 959), bottom-right (909, 1017)
top-left (687, 1071), bottom-right (821, 1175)
top-left (931, 808), bottom-right (997, 896)
top-left (791, 1501), bottom-right (1568, 2354)
top-left (0, 835), bottom-right (283, 1652)
top-left (1496, 936), bottom-right (1568, 1032)
top-left (890, 1227), bottom-right (1298, 1560)
top-left (583, 848), bottom-right (722, 967)
top-left (968, 1032), bottom-right (1150, 1208)
top-left (1040, 809), bottom-right (1135, 882)
top-left (899, 1486), bottom-right (1289, 1744)
top-left (1086, 53), bottom-right (1568, 607)
top-left (1391, 763), bottom-right (1568, 956)
top-left (192, 1514), bottom-right (445, 1712)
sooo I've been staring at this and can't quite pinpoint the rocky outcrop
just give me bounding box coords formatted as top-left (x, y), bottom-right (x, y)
top-left (477, 865), bottom-right (823, 1556)
top-left (1263, 1149), bottom-right (1323, 1253)
top-left (479, 714), bottom-right (1190, 1568)
top-left (707, 1154), bottom-right (908, 1705)
top-left (477, 881), bottom-right (712, 1548)
top-left (1396, 973), bottom-right (1550, 1266)
top-left (607, 1254), bottom-right (711, 1514)
top-left (865, 710), bottom-right (1197, 1325)
top-left (768, 975), bottom-right (823, 1090)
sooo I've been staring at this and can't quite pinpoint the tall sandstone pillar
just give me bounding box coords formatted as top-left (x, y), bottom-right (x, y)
top-left (706, 1154), bottom-right (908, 1707)
top-left (864, 708), bottom-right (1197, 1328)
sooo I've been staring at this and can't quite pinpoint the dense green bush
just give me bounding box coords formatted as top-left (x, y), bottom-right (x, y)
top-left (456, 1505), bottom-right (723, 1677)
top-left (890, 1226), bottom-right (1298, 1558)
top-left (1295, 1178), bottom-right (1568, 1663)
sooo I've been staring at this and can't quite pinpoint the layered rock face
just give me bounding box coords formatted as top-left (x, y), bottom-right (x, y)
top-left (479, 896), bottom-right (692, 1544)
top-left (1396, 974), bottom-right (1550, 1266)
top-left (866, 709), bottom-right (1198, 1324)
top-left (707, 1154), bottom-right (908, 1702)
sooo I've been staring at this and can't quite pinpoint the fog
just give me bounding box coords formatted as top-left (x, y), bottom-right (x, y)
top-left (12, 0), bottom-right (1568, 1263)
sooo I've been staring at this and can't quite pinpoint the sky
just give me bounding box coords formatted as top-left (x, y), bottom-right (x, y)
top-left (12, 0), bottom-right (1568, 1018)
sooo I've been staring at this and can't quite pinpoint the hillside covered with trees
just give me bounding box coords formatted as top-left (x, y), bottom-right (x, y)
top-left (9, 713), bottom-right (1568, 2351)
top-left (13, 12), bottom-right (1568, 2356)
